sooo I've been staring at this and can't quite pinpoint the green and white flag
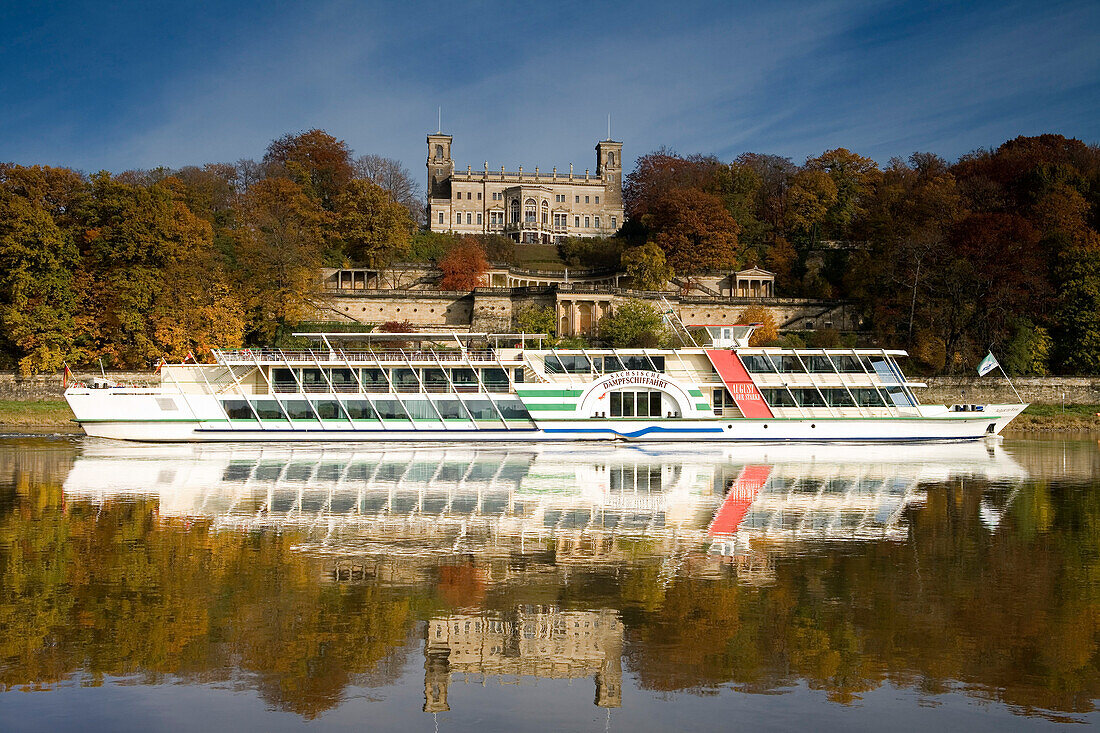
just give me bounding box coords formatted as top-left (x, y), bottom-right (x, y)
top-left (977, 351), bottom-right (1000, 377)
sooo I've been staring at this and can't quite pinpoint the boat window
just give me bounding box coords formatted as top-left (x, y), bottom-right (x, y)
top-left (760, 388), bottom-right (796, 407)
top-left (282, 400), bottom-right (314, 420)
top-left (402, 399), bottom-right (438, 420)
top-left (604, 355), bottom-right (663, 372)
top-left (360, 368), bottom-right (388, 392)
top-left (312, 399), bottom-right (344, 420)
top-left (434, 399), bottom-right (466, 419)
top-left (422, 368), bottom-right (448, 392)
top-left (790, 388), bottom-right (826, 407)
top-left (806, 355), bottom-right (836, 373)
top-left (831, 355), bottom-right (864, 373)
top-left (272, 368), bottom-right (298, 393)
top-left (328, 368), bottom-right (357, 392)
top-left (462, 398), bottom-right (498, 420)
top-left (481, 368), bottom-right (509, 392)
top-left (301, 368), bottom-right (328, 392)
top-left (775, 355), bottom-right (805, 373)
top-left (825, 389), bottom-right (856, 407)
top-left (851, 389), bottom-right (887, 407)
top-left (390, 368), bottom-right (420, 392)
top-left (450, 368), bottom-right (478, 391)
top-left (545, 354), bottom-right (591, 374)
top-left (740, 355), bottom-right (775, 373)
top-left (342, 399), bottom-right (376, 420)
top-left (222, 400), bottom-right (255, 420)
top-left (494, 397), bottom-right (532, 420)
top-left (609, 390), bottom-right (662, 417)
top-left (514, 368), bottom-right (525, 383)
top-left (251, 400), bottom-right (286, 420)
top-left (885, 386), bottom-right (914, 407)
top-left (372, 398), bottom-right (408, 420)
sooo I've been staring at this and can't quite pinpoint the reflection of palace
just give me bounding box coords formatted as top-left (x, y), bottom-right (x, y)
top-left (63, 442), bottom-right (1028, 576)
top-left (423, 606), bottom-right (622, 712)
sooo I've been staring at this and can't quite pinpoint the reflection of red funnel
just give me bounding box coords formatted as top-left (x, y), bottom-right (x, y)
top-left (707, 465), bottom-right (771, 536)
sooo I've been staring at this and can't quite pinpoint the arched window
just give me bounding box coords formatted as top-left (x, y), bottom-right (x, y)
top-left (541, 201), bottom-right (549, 225)
top-left (510, 200), bottom-right (520, 224)
top-left (434, 144), bottom-right (444, 160)
top-left (608, 151), bottom-right (615, 166)
top-left (524, 198), bottom-right (537, 224)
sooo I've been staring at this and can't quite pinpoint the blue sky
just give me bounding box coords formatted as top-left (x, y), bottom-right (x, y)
top-left (2, 0), bottom-right (1098, 176)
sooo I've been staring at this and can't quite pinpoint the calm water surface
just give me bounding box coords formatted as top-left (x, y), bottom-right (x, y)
top-left (1, 435), bottom-right (1098, 731)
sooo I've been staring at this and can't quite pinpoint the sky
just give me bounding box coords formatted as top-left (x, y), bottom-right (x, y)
top-left (2, 0), bottom-right (1098, 178)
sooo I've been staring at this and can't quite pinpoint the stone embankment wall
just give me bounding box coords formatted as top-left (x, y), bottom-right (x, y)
top-left (1, 372), bottom-right (157, 401)
top-left (921, 377), bottom-right (1100, 405)
top-left (5, 371), bottom-right (1100, 405)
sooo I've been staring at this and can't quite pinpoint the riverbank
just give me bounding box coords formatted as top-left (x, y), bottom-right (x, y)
top-left (1, 399), bottom-right (1097, 433)
top-left (0, 400), bottom-right (76, 429)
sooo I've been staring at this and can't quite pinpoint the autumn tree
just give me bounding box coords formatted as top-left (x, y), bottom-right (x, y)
top-left (235, 178), bottom-right (329, 342)
top-left (353, 154), bottom-right (424, 224)
top-left (738, 305), bottom-right (779, 346)
top-left (804, 148), bottom-right (880, 236)
top-left (437, 238), bottom-right (488, 290)
top-left (263, 129), bottom-right (354, 210)
top-left (0, 189), bottom-right (79, 373)
top-left (598, 300), bottom-right (667, 347)
top-left (624, 149), bottom-right (726, 220)
top-left (334, 179), bottom-right (414, 267)
top-left (75, 173), bottom-right (243, 366)
top-left (621, 240), bottom-right (673, 290)
top-left (642, 188), bottom-right (740, 272)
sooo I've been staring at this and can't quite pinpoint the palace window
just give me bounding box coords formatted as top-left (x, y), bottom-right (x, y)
top-left (584, 216), bottom-right (590, 227)
top-left (477, 192), bottom-right (482, 200)
top-left (466, 212), bottom-right (472, 224)
top-left (477, 212), bottom-right (482, 225)
top-left (595, 195), bottom-right (600, 204)
top-left (585, 195), bottom-right (590, 204)
top-left (511, 200), bottom-right (520, 223)
top-left (455, 212), bottom-right (462, 224)
top-left (574, 216), bottom-right (580, 227)
top-left (490, 210), bottom-right (504, 226)
top-left (575, 195), bottom-right (580, 203)
top-left (611, 216), bottom-right (617, 228)
top-left (608, 151), bottom-right (615, 166)
top-left (438, 212), bottom-right (444, 224)
top-left (435, 144), bottom-right (444, 160)
top-left (524, 198), bottom-right (537, 224)
top-left (594, 216), bottom-right (600, 228)
top-left (541, 201), bottom-right (549, 224)
top-left (553, 213), bottom-right (567, 229)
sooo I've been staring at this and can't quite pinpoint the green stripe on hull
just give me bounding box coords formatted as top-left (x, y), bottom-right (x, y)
top-left (515, 389), bottom-right (584, 398)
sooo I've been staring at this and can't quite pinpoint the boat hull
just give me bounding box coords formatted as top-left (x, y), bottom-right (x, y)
top-left (74, 408), bottom-right (1027, 443)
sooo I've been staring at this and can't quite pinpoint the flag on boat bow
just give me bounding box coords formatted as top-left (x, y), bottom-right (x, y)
top-left (977, 352), bottom-right (1000, 377)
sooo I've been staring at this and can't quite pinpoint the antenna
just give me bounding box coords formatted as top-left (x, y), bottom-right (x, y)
top-left (437, 106), bottom-right (441, 133)
top-left (607, 114), bottom-right (611, 140)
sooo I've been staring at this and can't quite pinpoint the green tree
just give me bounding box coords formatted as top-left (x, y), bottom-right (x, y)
top-left (514, 304), bottom-right (556, 336)
top-left (598, 299), bottom-right (667, 347)
top-left (621, 240), bottom-right (673, 290)
top-left (334, 179), bottom-right (414, 267)
top-left (1052, 232), bottom-right (1100, 373)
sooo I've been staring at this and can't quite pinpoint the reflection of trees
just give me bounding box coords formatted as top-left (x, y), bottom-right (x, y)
top-left (624, 479), bottom-right (1100, 716)
top-left (0, 481), bottom-right (415, 718)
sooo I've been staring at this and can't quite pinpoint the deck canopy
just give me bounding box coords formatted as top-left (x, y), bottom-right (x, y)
top-left (292, 332), bottom-right (551, 349)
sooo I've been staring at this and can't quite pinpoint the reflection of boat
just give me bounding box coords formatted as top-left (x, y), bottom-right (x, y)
top-left (63, 442), bottom-right (1029, 568)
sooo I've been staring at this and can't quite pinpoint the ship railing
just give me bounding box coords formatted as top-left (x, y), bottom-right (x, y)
top-left (216, 348), bottom-right (514, 364)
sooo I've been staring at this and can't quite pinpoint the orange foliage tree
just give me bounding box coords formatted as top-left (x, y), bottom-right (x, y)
top-left (437, 238), bottom-right (488, 291)
top-left (642, 188), bottom-right (740, 273)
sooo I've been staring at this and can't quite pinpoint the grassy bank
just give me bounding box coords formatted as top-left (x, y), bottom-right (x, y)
top-left (1003, 403), bottom-right (1100, 433)
top-left (0, 399), bottom-right (76, 428)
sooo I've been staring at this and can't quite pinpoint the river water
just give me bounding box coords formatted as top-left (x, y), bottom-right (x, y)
top-left (0, 434), bottom-right (1098, 731)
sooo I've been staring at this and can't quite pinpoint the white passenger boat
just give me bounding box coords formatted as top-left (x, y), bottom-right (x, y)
top-left (64, 326), bottom-right (1026, 442)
